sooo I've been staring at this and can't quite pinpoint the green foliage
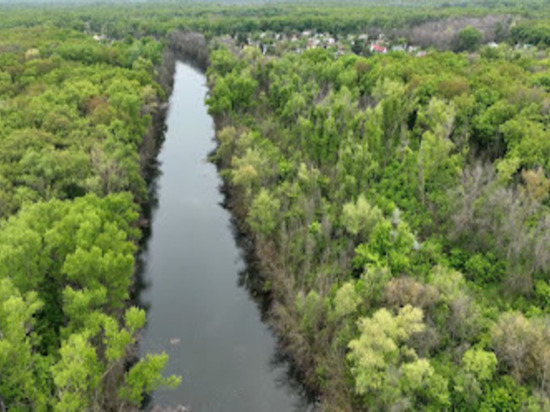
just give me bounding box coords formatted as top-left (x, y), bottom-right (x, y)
top-left (247, 189), bottom-right (281, 238)
top-left (348, 305), bottom-right (449, 409)
top-left (4, 1), bottom-right (550, 411)
top-left (206, 20), bottom-right (550, 409)
top-left (0, 195), bottom-right (176, 410)
top-left (341, 195), bottom-right (383, 238)
top-left (119, 353), bottom-right (181, 405)
top-left (332, 282), bottom-right (360, 319)
top-left (52, 333), bottom-right (102, 412)
top-left (0, 25), bottom-right (175, 410)
top-left (452, 350), bottom-right (500, 410)
top-left (455, 26), bottom-right (483, 52)
top-left (208, 69), bottom-right (257, 114)
top-left (462, 348), bottom-right (497, 382)
top-left (348, 306), bottom-right (425, 395)
top-left (464, 253), bottom-right (506, 284)
top-left (0, 278), bottom-right (46, 409)
top-left (479, 375), bottom-right (528, 411)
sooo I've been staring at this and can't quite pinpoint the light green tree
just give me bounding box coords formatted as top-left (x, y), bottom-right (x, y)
top-left (342, 194), bottom-right (383, 238)
top-left (247, 189), bottom-right (281, 238)
top-left (348, 305), bottom-right (448, 408)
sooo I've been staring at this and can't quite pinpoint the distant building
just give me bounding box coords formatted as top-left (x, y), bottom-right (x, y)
top-left (488, 41), bottom-right (499, 48)
top-left (391, 44), bottom-right (406, 52)
top-left (370, 43), bottom-right (387, 54)
top-left (336, 44), bottom-right (347, 56)
top-left (307, 38), bottom-right (320, 49)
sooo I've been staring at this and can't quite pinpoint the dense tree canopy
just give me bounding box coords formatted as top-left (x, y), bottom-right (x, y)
top-left (207, 37), bottom-right (550, 410)
top-left (2, 0), bottom-right (550, 410)
top-left (0, 25), bottom-right (178, 411)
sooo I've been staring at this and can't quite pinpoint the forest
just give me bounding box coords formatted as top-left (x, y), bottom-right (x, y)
top-left (1, 0), bottom-right (550, 411)
top-left (0, 23), bottom-right (178, 412)
top-left (207, 39), bottom-right (550, 410)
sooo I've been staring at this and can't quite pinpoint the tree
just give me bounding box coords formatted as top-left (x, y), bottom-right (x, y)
top-left (231, 147), bottom-right (267, 200)
top-left (341, 194), bottom-right (383, 238)
top-left (455, 26), bottom-right (482, 52)
top-left (51, 333), bottom-right (102, 412)
top-left (247, 189), bottom-right (280, 239)
top-left (417, 98), bottom-right (461, 206)
top-left (348, 306), bottom-right (424, 395)
top-left (332, 281), bottom-right (360, 319)
top-left (492, 312), bottom-right (550, 392)
top-left (454, 346), bottom-right (498, 407)
top-left (462, 348), bottom-right (497, 383)
top-left (348, 305), bottom-right (449, 409)
top-left (0, 23), bottom-right (176, 410)
top-left (0, 278), bottom-right (47, 410)
top-left (119, 353), bottom-right (180, 406)
top-left (0, 194), bottom-right (177, 410)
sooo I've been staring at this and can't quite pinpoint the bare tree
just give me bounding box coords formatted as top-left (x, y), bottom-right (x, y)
top-left (168, 30), bottom-right (209, 71)
top-left (397, 15), bottom-right (512, 50)
top-left (449, 163), bottom-right (550, 295)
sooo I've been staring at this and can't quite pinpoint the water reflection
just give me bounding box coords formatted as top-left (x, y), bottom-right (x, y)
top-left (136, 62), bottom-right (313, 411)
top-left (228, 212), bottom-right (318, 411)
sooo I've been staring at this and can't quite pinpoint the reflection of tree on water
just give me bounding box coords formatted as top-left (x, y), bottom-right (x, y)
top-left (132, 156), bottom-right (163, 311)
top-left (131, 118), bottom-right (166, 411)
top-left (133, 53), bottom-right (207, 411)
top-left (133, 40), bottom-right (206, 313)
top-left (136, 58), bottom-right (314, 411)
top-left (221, 191), bottom-right (319, 412)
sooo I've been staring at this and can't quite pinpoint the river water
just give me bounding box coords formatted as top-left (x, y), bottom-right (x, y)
top-left (138, 62), bottom-right (309, 411)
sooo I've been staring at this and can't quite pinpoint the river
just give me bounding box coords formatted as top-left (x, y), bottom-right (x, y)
top-left (138, 62), bottom-right (310, 411)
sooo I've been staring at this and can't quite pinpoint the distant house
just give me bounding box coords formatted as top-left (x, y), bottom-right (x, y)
top-left (391, 44), bottom-right (406, 52)
top-left (307, 38), bottom-right (320, 49)
top-left (336, 44), bottom-right (347, 56)
top-left (370, 43), bottom-right (387, 54)
top-left (488, 41), bottom-right (499, 48)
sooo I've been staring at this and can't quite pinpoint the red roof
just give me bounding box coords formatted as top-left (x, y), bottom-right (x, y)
top-left (372, 44), bottom-right (387, 53)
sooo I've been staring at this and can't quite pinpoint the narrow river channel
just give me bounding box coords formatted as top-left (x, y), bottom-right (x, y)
top-left (138, 62), bottom-right (309, 411)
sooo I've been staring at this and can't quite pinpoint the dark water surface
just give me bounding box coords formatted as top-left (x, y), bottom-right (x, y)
top-left (138, 62), bottom-right (309, 411)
